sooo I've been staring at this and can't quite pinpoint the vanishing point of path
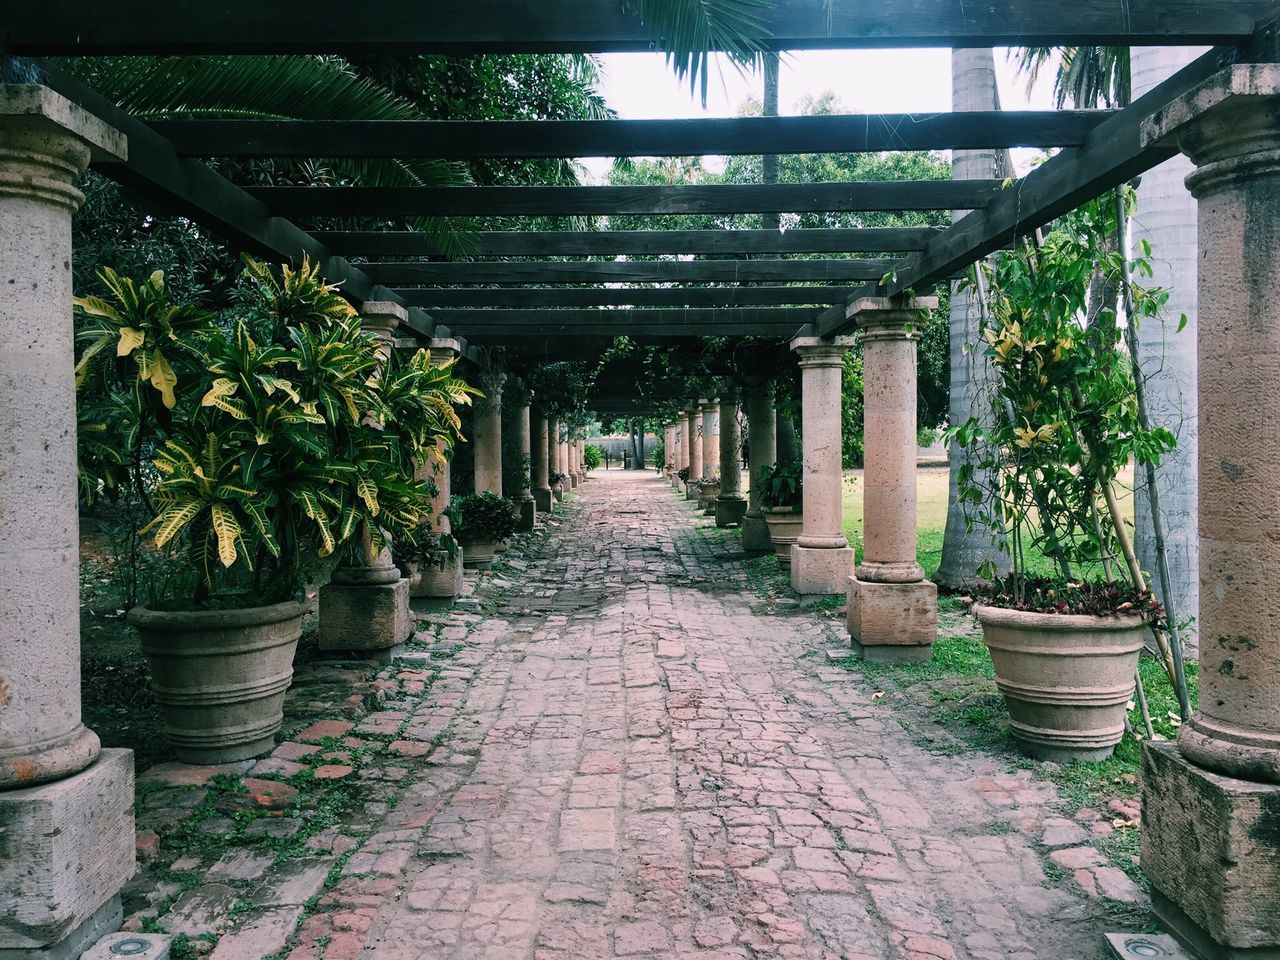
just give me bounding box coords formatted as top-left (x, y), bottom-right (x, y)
top-left (341, 470), bottom-right (1135, 960)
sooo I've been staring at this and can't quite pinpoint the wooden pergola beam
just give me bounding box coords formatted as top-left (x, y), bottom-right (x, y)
top-left (5, 1), bottom-right (1267, 54)
top-left (148, 112), bottom-right (1110, 158)
top-left (314, 227), bottom-right (943, 257)
top-left (366, 259), bottom-right (898, 285)
top-left (429, 307), bottom-right (813, 337)
top-left (394, 286), bottom-right (854, 307)
top-left (246, 181), bottom-right (1001, 218)
top-left (812, 45), bottom-right (1248, 337)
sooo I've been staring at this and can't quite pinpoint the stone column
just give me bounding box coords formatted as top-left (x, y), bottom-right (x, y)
top-left (685, 402), bottom-right (702, 500)
top-left (560, 428), bottom-right (574, 490)
top-left (789, 337), bottom-right (856, 594)
top-left (741, 380), bottom-right (777, 552)
top-left (699, 398), bottom-right (720, 481)
top-left (663, 423), bottom-right (675, 477)
top-left (0, 84), bottom-right (135, 958)
top-left (1136, 65), bottom-right (1280, 958)
top-left (472, 372), bottom-right (504, 495)
top-left (320, 301), bottom-right (413, 656)
top-left (546, 417), bottom-right (561, 503)
top-left (532, 412), bottom-right (553, 513)
top-left (844, 299), bottom-right (938, 659)
top-left (509, 390), bottom-right (535, 531)
top-left (715, 391), bottom-right (748, 527)
top-left (673, 411), bottom-right (688, 488)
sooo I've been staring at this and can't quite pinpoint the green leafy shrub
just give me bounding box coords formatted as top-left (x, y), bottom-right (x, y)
top-left (757, 462), bottom-right (803, 509)
top-left (583, 444), bottom-right (603, 471)
top-left (451, 492), bottom-right (518, 544)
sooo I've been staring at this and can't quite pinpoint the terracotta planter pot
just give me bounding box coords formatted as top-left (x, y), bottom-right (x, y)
top-left (128, 600), bottom-right (305, 764)
top-left (974, 604), bottom-right (1145, 762)
top-left (552, 482), bottom-right (564, 503)
top-left (699, 481), bottom-right (721, 512)
top-left (763, 506), bottom-right (803, 567)
top-left (458, 536), bottom-right (497, 569)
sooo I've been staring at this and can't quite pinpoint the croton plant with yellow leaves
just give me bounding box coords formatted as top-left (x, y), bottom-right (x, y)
top-left (74, 255), bottom-right (477, 608)
top-left (947, 189), bottom-right (1181, 614)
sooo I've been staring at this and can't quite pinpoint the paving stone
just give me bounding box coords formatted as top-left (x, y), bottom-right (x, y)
top-left (207, 848), bottom-right (275, 881)
top-left (209, 906), bottom-right (303, 959)
top-left (243, 778), bottom-right (300, 809)
top-left (159, 884), bottom-right (239, 938)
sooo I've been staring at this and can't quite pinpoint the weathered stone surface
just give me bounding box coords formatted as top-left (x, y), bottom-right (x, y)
top-left (0, 749), bottom-right (135, 951)
top-left (319, 578), bottom-right (411, 653)
top-left (80, 932), bottom-right (172, 960)
top-left (158, 884), bottom-right (238, 938)
top-left (209, 906), bottom-right (303, 960)
top-left (791, 544), bottom-right (855, 596)
top-left (847, 576), bottom-right (938, 659)
top-left (1143, 742), bottom-right (1280, 952)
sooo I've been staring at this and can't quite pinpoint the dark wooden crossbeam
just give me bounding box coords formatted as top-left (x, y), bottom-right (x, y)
top-left (812, 46), bottom-right (1244, 337)
top-left (245, 181), bottom-right (1001, 218)
top-left (148, 112), bottom-right (1109, 159)
top-left (395, 286), bottom-right (853, 307)
top-left (4, 1), bottom-right (1267, 54)
top-left (315, 227), bottom-right (942, 257)
top-left (366, 259), bottom-right (896, 285)
top-left (429, 307), bottom-right (812, 337)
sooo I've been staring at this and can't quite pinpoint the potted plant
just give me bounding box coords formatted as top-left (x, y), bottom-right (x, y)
top-left (676, 466), bottom-right (691, 493)
top-left (699, 473), bottom-right (721, 513)
top-left (452, 491), bottom-right (518, 569)
top-left (549, 471), bottom-right (568, 502)
top-left (950, 191), bottom-right (1180, 762)
top-left (758, 463), bottom-right (804, 567)
top-left (76, 257), bottom-right (470, 763)
top-left (396, 512), bottom-right (463, 600)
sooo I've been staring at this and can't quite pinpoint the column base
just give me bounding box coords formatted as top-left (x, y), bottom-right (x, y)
top-left (0, 750), bottom-right (134, 958)
top-left (790, 544), bottom-right (855, 595)
top-left (534, 488), bottom-right (553, 513)
top-left (1142, 741), bottom-right (1280, 957)
top-left (318, 579), bottom-right (411, 654)
top-left (740, 514), bottom-right (773, 553)
top-left (569, 474), bottom-right (579, 489)
top-left (714, 495), bottom-right (748, 528)
top-left (846, 575), bottom-right (937, 660)
top-left (517, 498), bottom-right (536, 532)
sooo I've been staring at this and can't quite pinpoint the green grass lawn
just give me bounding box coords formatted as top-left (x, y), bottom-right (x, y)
top-left (840, 464), bottom-right (1136, 581)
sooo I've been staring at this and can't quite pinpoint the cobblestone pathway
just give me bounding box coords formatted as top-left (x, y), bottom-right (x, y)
top-left (127, 469), bottom-right (1142, 959)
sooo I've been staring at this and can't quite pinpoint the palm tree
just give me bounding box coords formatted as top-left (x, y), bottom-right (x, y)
top-left (936, 47), bottom-right (1012, 588)
top-left (1014, 46), bottom-right (1130, 107)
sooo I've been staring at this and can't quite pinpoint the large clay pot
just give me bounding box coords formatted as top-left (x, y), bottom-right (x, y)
top-left (401, 555), bottom-right (463, 599)
top-left (974, 604), bottom-right (1145, 762)
top-left (458, 536), bottom-right (497, 569)
top-left (699, 480), bottom-right (721, 513)
top-left (552, 482), bottom-right (564, 503)
top-left (128, 600), bottom-right (306, 764)
top-left (763, 506), bottom-right (803, 567)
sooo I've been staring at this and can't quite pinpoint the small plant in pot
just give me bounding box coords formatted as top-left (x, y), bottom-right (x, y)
top-left (452, 491), bottom-right (518, 569)
top-left (699, 473), bottom-right (721, 513)
top-left (950, 191), bottom-right (1182, 763)
top-left (395, 501), bottom-right (462, 599)
top-left (758, 463), bottom-right (803, 567)
top-left (76, 257), bottom-right (469, 763)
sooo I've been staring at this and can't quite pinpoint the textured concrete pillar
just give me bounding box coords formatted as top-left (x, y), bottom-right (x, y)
top-left (685, 403), bottom-right (702, 499)
top-left (741, 380), bottom-right (777, 552)
top-left (1132, 45), bottom-right (1206, 657)
top-left (559, 429), bottom-right (572, 489)
top-left (845, 299), bottom-right (938, 660)
top-left (715, 392), bottom-right (747, 528)
top-left (320, 301), bottom-right (412, 655)
top-left (673, 411), bottom-right (689, 488)
top-left (789, 338), bottom-right (855, 594)
top-left (0, 84), bottom-right (136, 958)
top-left (472, 372), bottom-right (504, 495)
top-left (699, 398), bottom-right (720, 481)
top-left (509, 391), bottom-right (535, 530)
top-left (664, 423), bottom-right (675, 477)
top-left (546, 417), bottom-right (561, 501)
top-left (532, 413), bottom-right (553, 513)
top-left (1136, 66), bottom-right (1280, 958)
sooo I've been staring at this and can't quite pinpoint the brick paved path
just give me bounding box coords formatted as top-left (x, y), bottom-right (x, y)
top-left (298, 470), bottom-right (1138, 960)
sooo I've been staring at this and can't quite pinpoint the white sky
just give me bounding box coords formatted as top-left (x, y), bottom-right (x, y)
top-left (580, 48), bottom-right (1057, 181)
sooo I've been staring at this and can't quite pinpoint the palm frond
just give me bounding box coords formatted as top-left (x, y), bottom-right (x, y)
top-left (624, 0), bottom-right (771, 106)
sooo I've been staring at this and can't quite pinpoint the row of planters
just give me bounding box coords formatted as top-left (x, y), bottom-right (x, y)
top-left (75, 257), bottom-right (479, 764)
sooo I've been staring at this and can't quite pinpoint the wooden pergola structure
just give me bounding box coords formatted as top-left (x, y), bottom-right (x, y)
top-left (3, 4), bottom-right (1280, 958)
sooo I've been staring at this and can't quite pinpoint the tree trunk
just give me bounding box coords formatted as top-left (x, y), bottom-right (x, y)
top-left (1130, 45), bottom-right (1203, 657)
top-left (937, 47), bottom-right (1012, 588)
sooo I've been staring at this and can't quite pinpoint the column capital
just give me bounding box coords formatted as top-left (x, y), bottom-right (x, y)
top-left (1142, 64), bottom-right (1280, 196)
top-left (360, 300), bottom-right (407, 342)
top-left (849, 296), bottom-right (939, 343)
top-left (429, 337), bottom-right (461, 359)
top-left (790, 335), bottom-right (855, 367)
top-left (0, 84), bottom-right (126, 212)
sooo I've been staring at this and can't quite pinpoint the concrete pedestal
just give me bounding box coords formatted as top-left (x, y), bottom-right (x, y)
top-left (1142, 742), bottom-right (1280, 958)
top-left (791, 545), bottom-right (855, 595)
top-left (0, 750), bottom-right (135, 958)
top-left (715, 496), bottom-right (748, 528)
top-left (534, 488), bottom-right (554, 513)
top-left (847, 576), bottom-right (938, 662)
top-left (517, 497), bottom-right (536, 532)
top-left (319, 579), bottom-right (411, 656)
top-left (740, 515), bottom-right (773, 553)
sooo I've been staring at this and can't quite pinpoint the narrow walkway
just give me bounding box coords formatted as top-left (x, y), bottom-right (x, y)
top-left (347, 471), bottom-right (1130, 959)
